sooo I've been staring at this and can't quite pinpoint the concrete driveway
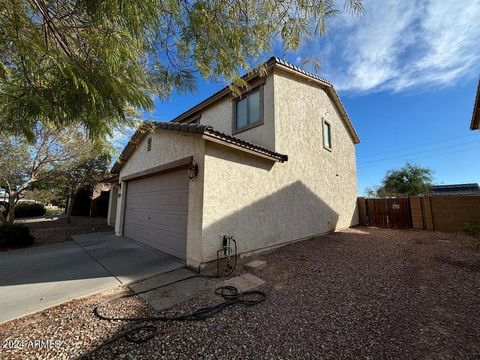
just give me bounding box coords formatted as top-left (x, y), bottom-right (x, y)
top-left (0, 232), bottom-right (183, 324)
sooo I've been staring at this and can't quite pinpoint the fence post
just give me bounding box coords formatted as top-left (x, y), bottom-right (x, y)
top-left (357, 197), bottom-right (367, 226)
top-left (409, 196), bottom-right (424, 230)
top-left (422, 196), bottom-right (434, 231)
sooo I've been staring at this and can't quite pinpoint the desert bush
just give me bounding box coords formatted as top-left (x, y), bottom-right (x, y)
top-left (14, 202), bottom-right (46, 218)
top-left (45, 208), bottom-right (64, 216)
top-left (0, 201), bottom-right (8, 218)
top-left (0, 223), bottom-right (35, 248)
top-left (464, 221), bottom-right (480, 237)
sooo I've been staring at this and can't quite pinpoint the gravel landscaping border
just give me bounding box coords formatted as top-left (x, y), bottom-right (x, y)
top-left (2, 216), bottom-right (113, 250)
top-left (1, 227), bottom-right (479, 359)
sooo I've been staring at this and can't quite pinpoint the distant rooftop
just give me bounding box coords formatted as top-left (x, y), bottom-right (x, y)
top-left (428, 183), bottom-right (480, 196)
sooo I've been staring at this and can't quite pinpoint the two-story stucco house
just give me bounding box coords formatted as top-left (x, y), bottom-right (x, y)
top-left (107, 57), bottom-right (360, 269)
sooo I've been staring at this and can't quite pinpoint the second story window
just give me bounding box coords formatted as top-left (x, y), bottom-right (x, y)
top-left (233, 87), bottom-right (263, 133)
top-left (323, 120), bottom-right (332, 150)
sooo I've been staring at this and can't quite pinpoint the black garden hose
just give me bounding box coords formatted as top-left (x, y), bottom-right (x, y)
top-left (93, 286), bottom-right (266, 343)
top-left (89, 237), bottom-right (266, 352)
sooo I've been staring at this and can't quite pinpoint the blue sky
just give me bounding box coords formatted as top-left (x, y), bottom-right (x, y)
top-left (137, 0), bottom-right (480, 195)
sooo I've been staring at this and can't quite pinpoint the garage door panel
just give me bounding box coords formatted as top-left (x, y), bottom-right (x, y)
top-left (126, 213), bottom-right (187, 235)
top-left (124, 223), bottom-right (186, 251)
top-left (123, 169), bottom-right (189, 261)
top-left (128, 188), bottom-right (188, 200)
top-left (128, 192), bottom-right (188, 208)
top-left (125, 203), bottom-right (187, 214)
top-left (125, 227), bottom-right (187, 244)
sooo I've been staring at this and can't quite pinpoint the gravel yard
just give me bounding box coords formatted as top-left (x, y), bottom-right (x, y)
top-left (1, 227), bottom-right (479, 359)
top-left (11, 216), bottom-right (113, 248)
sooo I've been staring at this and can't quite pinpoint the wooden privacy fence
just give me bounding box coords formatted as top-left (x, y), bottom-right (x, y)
top-left (363, 198), bottom-right (411, 229)
top-left (358, 195), bottom-right (480, 232)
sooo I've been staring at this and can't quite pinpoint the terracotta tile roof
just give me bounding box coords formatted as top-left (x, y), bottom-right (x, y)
top-left (172, 57), bottom-right (360, 144)
top-left (270, 57), bottom-right (333, 85)
top-left (471, 78), bottom-right (480, 130)
top-left (111, 57), bottom-right (359, 174)
top-left (156, 122), bottom-right (288, 162)
top-left (428, 183), bottom-right (480, 196)
top-left (111, 122), bottom-right (288, 173)
top-left (156, 122), bottom-right (212, 133)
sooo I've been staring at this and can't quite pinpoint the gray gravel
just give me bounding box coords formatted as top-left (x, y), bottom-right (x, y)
top-left (1, 227), bottom-right (479, 359)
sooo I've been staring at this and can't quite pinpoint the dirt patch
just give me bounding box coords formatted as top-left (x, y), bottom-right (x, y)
top-left (4, 217), bottom-right (113, 249)
top-left (1, 227), bottom-right (479, 359)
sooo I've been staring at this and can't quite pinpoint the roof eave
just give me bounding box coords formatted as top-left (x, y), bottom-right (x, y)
top-left (471, 79), bottom-right (480, 130)
top-left (471, 106), bottom-right (480, 130)
top-left (110, 122), bottom-right (288, 174)
top-left (111, 57), bottom-right (361, 173)
top-left (172, 57), bottom-right (360, 144)
top-left (201, 133), bottom-right (288, 162)
top-left (110, 122), bottom-right (157, 174)
top-left (472, 113), bottom-right (480, 130)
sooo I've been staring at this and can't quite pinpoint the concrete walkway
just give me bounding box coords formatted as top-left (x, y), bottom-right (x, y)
top-left (0, 232), bottom-right (183, 324)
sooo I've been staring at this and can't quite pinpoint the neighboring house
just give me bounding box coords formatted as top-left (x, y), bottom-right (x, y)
top-left (108, 57), bottom-right (360, 268)
top-left (471, 78), bottom-right (479, 130)
top-left (428, 183), bottom-right (480, 196)
top-left (71, 180), bottom-right (112, 218)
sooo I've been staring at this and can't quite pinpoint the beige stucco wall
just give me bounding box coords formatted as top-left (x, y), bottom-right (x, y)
top-left (107, 184), bottom-right (118, 226)
top-left (199, 75), bottom-right (276, 150)
top-left (114, 129), bottom-right (206, 267)
top-left (273, 69), bottom-right (359, 229)
top-left (113, 68), bottom-right (358, 266)
top-left (200, 69), bottom-right (358, 262)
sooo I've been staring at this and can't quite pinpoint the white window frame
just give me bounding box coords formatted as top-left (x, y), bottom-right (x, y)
top-left (322, 119), bottom-right (332, 151)
top-left (232, 86), bottom-right (264, 134)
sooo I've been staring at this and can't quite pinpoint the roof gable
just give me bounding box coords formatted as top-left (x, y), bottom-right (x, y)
top-left (111, 122), bottom-right (288, 173)
top-left (172, 57), bottom-right (360, 144)
top-left (112, 57), bottom-right (360, 173)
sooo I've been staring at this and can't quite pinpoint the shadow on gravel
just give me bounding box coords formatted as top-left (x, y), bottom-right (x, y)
top-left (433, 255), bottom-right (480, 272)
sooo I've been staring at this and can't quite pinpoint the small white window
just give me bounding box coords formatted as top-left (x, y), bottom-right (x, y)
top-left (147, 137), bottom-right (152, 152)
top-left (323, 121), bottom-right (331, 150)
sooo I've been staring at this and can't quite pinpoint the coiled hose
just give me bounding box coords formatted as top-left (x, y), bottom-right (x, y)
top-left (90, 237), bottom-right (266, 349)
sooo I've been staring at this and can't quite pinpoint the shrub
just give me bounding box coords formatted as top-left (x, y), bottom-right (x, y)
top-left (46, 209), bottom-right (63, 216)
top-left (0, 205), bottom-right (7, 218)
top-left (464, 221), bottom-right (480, 237)
top-left (14, 202), bottom-right (46, 218)
top-left (0, 223), bottom-right (35, 248)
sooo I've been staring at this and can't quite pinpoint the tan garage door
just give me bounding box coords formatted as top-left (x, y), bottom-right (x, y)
top-left (123, 169), bottom-right (189, 261)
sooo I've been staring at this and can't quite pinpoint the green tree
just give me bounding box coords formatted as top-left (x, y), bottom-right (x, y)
top-left (1, 0), bottom-right (363, 140)
top-left (0, 126), bottom-right (111, 223)
top-left (52, 153), bottom-right (111, 222)
top-left (23, 188), bottom-right (63, 206)
top-left (366, 163), bottom-right (434, 198)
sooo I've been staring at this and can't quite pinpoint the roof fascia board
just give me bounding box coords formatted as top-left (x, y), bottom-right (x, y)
top-left (471, 79), bottom-right (480, 130)
top-left (201, 134), bottom-right (283, 162)
top-left (120, 156), bottom-right (194, 182)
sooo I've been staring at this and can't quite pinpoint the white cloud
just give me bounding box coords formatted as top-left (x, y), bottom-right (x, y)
top-left (308, 0), bottom-right (480, 92)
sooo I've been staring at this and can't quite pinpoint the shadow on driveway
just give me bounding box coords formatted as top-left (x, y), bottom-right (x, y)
top-left (0, 232), bottom-right (183, 324)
